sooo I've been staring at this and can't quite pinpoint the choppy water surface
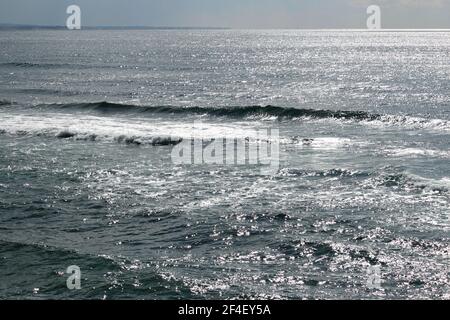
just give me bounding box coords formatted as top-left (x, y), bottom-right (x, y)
top-left (0, 30), bottom-right (449, 299)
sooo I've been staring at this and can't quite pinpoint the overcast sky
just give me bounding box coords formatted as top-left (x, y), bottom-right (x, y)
top-left (0, 0), bottom-right (449, 29)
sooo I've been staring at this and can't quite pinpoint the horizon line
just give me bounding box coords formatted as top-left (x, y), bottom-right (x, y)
top-left (1, 24), bottom-right (450, 31)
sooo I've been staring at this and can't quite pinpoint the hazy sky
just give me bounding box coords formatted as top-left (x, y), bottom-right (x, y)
top-left (0, 0), bottom-right (449, 29)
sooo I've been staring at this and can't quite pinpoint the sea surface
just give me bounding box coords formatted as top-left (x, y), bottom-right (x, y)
top-left (0, 30), bottom-right (449, 299)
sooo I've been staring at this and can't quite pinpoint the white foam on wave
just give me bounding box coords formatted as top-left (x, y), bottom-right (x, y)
top-left (288, 136), bottom-right (368, 150)
top-left (402, 172), bottom-right (450, 193)
top-left (307, 113), bottom-right (450, 132)
top-left (365, 115), bottom-right (450, 132)
top-left (384, 147), bottom-right (450, 158)
top-left (306, 137), bottom-right (352, 149)
top-left (0, 112), bottom-right (272, 144)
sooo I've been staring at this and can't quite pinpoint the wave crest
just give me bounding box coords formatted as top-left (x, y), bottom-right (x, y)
top-left (26, 101), bottom-right (449, 131)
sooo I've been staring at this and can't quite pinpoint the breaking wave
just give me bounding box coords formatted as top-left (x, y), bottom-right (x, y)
top-left (43, 101), bottom-right (382, 120)
top-left (20, 101), bottom-right (450, 131)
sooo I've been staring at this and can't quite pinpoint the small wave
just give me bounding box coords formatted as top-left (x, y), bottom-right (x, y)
top-left (0, 99), bottom-right (13, 106)
top-left (1, 127), bottom-right (183, 146)
top-left (56, 130), bottom-right (76, 139)
top-left (277, 167), bottom-right (449, 194)
top-left (288, 137), bottom-right (357, 149)
top-left (0, 62), bottom-right (146, 71)
top-left (383, 147), bottom-right (450, 159)
top-left (0, 62), bottom-right (39, 68)
top-left (0, 62), bottom-right (61, 68)
top-left (58, 130), bottom-right (182, 146)
top-left (371, 172), bottom-right (449, 194)
top-left (277, 168), bottom-right (369, 178)
top-left (114, 134), bottom-right (182, 146)
top-left (365, 115), bottom-right (450, 132)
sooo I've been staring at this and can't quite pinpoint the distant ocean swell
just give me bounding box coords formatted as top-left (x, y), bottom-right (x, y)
top-left (0, 62), bottom-right (131, 71)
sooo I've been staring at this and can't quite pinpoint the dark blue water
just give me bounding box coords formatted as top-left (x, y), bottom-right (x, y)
top-left (0, 30), bottom-right (449, 299)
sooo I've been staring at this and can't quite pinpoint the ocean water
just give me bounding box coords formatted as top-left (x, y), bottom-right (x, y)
top-left (0, 30), bottom-right (449, 300)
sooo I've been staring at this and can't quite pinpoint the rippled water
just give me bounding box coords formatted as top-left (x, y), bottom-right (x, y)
top-left (0, 30), bottom-right (449, 299)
